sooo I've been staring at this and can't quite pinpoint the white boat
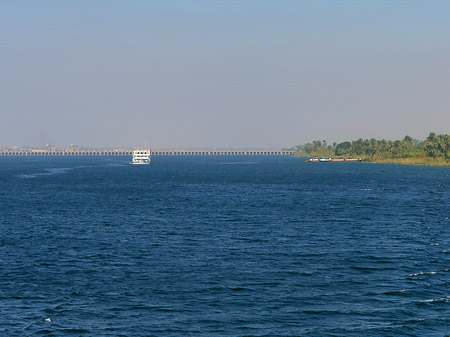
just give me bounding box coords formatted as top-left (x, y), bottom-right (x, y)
top-left (131, 149), bottom-right (151, 164)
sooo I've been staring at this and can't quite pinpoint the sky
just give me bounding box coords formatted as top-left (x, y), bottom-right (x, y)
top-left (1, 0), bottom-right (450, 149)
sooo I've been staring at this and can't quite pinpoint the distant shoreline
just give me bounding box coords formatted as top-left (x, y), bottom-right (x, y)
top-left (290, 133), bottom-right (450, 168)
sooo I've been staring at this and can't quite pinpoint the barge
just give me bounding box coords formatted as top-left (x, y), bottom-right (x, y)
top-left (307, 157), bottom-right (362, 163)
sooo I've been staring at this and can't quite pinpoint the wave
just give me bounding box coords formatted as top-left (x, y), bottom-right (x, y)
top-left (18, 167), bottom-right (73, 179)
top-left (383, 290), bottom-right (411, 296)
top-left (211, 162), bottom-right (259, 165)
top-left (409, 269), bottom-right (449, 277)
top-left (106, 163), bottom-right (128, 167)
top-left (16, 165), bottom-right (95, 179)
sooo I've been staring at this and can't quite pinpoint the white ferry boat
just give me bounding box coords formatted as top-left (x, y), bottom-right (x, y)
top-left (131, 149), bottom-right (151, 164)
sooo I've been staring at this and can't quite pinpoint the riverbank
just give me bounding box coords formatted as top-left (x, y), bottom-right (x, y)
top-left (294, 152), bottom-right (450, 167)
top-left (362, 157), bottom-right (450, 167)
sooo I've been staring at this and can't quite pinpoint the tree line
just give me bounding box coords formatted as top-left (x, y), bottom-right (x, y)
top-left (291, 133), bottom-right (450, 160)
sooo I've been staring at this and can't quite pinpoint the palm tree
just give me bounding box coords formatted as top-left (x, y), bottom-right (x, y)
top-left (437, 134), bottom-right (450, 159)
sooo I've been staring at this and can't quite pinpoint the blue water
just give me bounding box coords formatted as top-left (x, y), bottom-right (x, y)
top-left (1, 156), bottom-right (450, 336)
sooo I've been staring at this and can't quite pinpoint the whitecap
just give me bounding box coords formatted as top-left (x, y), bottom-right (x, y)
top-left (420, 296), bottom-right (450, 303)
top-left (409, 271), bottom-right (438, 276)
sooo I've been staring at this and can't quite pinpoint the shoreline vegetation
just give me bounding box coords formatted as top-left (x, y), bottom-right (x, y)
top-left (287, 132), bottom-right (450, 167)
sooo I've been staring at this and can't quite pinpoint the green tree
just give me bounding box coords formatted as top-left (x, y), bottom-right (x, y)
top-left (403, 135), bottom-right (413, 144)
top-left (424, 132), bottom-right (439, 157)
top-left (335, 141), bottom-right (351, 156)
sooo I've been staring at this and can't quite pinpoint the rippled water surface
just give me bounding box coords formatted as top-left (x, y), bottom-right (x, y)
top-left (1, 156), bottom-right (450, 336)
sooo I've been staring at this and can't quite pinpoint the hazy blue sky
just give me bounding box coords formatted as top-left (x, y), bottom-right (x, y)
top-left (1, 0), bottom-right (450, 149)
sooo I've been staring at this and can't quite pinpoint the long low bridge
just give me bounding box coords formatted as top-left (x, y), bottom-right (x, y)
top-left (0, 150), bottom-right (295, 156)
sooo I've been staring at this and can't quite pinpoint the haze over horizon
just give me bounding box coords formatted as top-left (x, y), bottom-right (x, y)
top-left (2, 0), bottom-right (450, 149)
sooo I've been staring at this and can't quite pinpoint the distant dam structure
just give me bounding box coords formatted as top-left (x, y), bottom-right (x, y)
top-left (151, 150), bottom-right (294, 156)
top-left (0, 149), bottom-right (295, 157)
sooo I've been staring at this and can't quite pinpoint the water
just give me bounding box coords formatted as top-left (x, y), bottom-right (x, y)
top-left (1, 155), bottom-right (450, 336)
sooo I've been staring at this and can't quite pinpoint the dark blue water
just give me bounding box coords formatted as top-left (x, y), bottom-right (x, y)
top-left (1, 156), bottom-right (450, 336)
